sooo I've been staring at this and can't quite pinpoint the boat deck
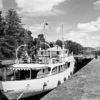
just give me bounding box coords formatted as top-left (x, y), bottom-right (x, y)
top-left (41, 57), bottom-right (100, 100)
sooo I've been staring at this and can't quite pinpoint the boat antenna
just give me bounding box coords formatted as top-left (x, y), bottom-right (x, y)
top-left (42, 19), bottom-right (49, 63)
top-left (43, 19), bottom-right (48, 40)
top-left (61, 24), bottom-right (65, 62)
top-left (61, 24), bottom-right (64, 49)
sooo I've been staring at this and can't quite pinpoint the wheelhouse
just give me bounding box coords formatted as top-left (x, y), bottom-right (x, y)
top-left (38, 46), bottom-right (69, 58)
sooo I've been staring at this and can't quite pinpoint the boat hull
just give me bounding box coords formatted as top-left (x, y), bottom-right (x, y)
top-left (0, 60), bottom-right (75, 100)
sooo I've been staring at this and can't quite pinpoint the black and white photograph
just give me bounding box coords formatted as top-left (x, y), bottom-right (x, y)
top-left (0, 0), bottom-right (100, 100)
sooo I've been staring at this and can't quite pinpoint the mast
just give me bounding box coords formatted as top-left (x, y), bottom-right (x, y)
top-left (61, 24), bottom-right (64, 50)
top-left (43, 19), bottom-right (46, 50)
top-left (61, 24), bottom-right (65, 62)
top-left (57, 24), bottom-right (64, 49)
top-left (42, 20), bottom-right (50, 62)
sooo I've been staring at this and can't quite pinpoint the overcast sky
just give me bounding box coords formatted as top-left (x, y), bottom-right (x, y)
top-left (0, 0), bottom-right (100, 47)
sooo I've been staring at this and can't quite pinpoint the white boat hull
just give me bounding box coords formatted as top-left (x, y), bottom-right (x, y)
top-left (0, 60), bottom-right (75, 100)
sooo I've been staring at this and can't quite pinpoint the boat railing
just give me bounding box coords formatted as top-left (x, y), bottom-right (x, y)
top-left (15, 56), bottom-right (63, 64)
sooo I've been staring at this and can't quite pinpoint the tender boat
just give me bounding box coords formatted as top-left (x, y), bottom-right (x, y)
top-left (0, 44), bottom-right (75, 100)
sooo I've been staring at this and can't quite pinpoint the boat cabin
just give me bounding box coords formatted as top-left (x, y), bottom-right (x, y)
top-left (38, 46), bottom-right (68, 57)
top-left (37, 46), bottom-right (69, 64)
top-left (0, 46), bottom-right (71, 81)
top-left (0, 61), bottom-right (70, 81)
top-left (0, 64), bottom-right (51, 81)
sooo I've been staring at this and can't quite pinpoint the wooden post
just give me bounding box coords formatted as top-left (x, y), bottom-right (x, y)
top-left (30, 69), bottom-right (31, 79)
top-left (14, 70), bottom-right (16, 80)
top-left (19, 70), bottom-right (20, 80)
top-left (4, 67), bottom-right (6, 81)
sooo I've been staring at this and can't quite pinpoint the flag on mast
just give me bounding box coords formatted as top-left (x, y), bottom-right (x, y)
top-left (43, 20), bottom-right (48, 30)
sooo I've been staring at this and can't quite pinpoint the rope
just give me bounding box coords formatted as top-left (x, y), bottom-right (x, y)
top-left (16, 84), bottom-right (29, 100)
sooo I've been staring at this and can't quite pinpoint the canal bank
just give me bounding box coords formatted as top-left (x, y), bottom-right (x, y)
top-left (41, 57), bottom-right (100, 100)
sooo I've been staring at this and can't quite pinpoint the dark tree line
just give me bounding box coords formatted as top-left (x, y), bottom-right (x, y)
top-left (55, 40), bottom-right (84, 55)
top-left (0, 9), bottom-right (85, 60)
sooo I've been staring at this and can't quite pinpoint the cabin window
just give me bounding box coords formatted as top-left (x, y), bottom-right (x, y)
top-left (57, 51), bottom-right (59, 55)
top-left (37, 68), bottom-right (51, 78)
top-left (61, 65), bottom-right (64, 71)
top-left (15, 70), bottom-right (20, 80)
top-left (31, 70), bottom-right (39, 79)
top-left (58, 65), bottom-right (61, 72)
top-left (68, 62), bottom-right (70, 68)
top-left (41, 51), bottom-right (43, 55)
top-left (45, 68), bottom-right (50, 74)
top-left (44, 68), bottom-right (51, 75)
top-left (37, 69), bottom-right (43, 78)
top-left (64, 62), bottom-right (68, 69)
top-left (52, 64), bottom-right (66, 75)
top-left (19, 70), bottom-right (30, 80)
top-left (43, 69), bottom-right (45, 73)
top-left (59, 65), bottom-right (63, 72)
top-left (52, 67), bottom-right (57, 75)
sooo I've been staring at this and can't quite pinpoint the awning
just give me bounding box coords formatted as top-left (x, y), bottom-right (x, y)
top-left (7, 67), bottom-right (31, 71)
top-left (0, 59), bottom-right (15, 65)
top-left (7, 64), bottom-right (50, 71)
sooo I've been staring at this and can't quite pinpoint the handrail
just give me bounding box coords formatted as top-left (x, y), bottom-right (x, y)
top-left (40, 41), bottom-right (51, 49)
top-left (16, 44), bottom-right (27, 60)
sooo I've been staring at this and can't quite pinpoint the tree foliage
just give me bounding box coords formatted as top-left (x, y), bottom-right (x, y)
top-left (0, 11), bottom-right (6, 37)
top-left (65, 40), bottom-right (84, 54)
top-left (56, 40), bottom-right (63, 48)
top-left (55, 40), bottom-right (84, 55)
top-left (0, 9), bottom-right (33, 60)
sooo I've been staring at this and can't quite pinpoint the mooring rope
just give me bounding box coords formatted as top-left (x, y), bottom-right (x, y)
top-left (17, 84), bottom-right (29, 100)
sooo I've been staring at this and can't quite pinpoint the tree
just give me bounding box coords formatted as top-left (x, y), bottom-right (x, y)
top-left (0, 9), bottom-right (22, 59)
top-left (0, 11), bottom-right (7, 59)
top-left (49, 42), bottom-right (54, 47)
top-left (5, 9), bottom-right (22, 36)
top-left (0, 11), bottom-right (6, 37)
top-left (0, 9), bottom-right (34, 59)
top-left (65, 40), bottom-right (84, 54)
top-left (35, 34), bottom-right (45, 49)
top-left (56, 40), bottom-right (63, 47)
top-left (38, 34), bottom-right (45, 42)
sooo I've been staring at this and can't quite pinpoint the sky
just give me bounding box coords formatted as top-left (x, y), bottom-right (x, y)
top-left (0, 0), bottom-right (100, 47)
